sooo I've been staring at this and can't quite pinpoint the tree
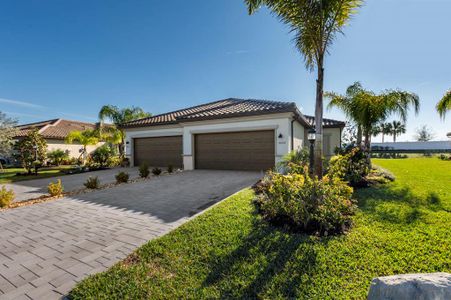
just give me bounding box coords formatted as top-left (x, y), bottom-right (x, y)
top-left (245, 0), bottom-right (363, 178)
top-left (47, 149), bottom-right (70, 166)
top-left (98, 105), bottom-right (151, 157)
top-left (415, 125), bottom-right (434, 142)
top-left (326, 82), bottom-right (419, 150)
top-left (372, 122), bottom-right (392, 143)
top-left (65, 129), bottom-right (99, 165)
top-left (0, 112), bottom-right (18, 170)
top-left (389, 120), bottom-right (406, 142)
top-left (436, 90), bottom-right (450, 119)
top-left (14, 130), bottom-right (47, 174)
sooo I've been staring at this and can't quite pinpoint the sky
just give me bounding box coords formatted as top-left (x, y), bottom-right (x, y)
top-left (0, 0), bottom-right (450, 141)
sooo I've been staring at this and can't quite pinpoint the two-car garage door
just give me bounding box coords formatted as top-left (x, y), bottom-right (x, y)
top-left (133, 130), bottom-right (275, 171)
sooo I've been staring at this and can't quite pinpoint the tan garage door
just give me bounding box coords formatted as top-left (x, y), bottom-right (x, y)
top-left (134, 136), bottom-right (183, 168)
top-left (195, 130), bottom-right (275, 171)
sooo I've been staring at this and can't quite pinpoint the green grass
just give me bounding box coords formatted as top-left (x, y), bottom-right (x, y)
top-left (0, 166), bottom-right (73, 184)
top-left (69, 158), bottom-right (450, 299)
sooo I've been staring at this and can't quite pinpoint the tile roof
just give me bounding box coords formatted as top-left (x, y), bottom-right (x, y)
top-left (121, 98), bottom-right (345, 128)
top-left (15, 119), bottom-right (99, 140)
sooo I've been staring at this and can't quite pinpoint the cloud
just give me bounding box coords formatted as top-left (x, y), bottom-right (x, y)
top-left (0, 97), bottom-right (45, 109)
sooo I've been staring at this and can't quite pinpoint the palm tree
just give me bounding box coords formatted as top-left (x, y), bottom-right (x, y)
top-left (98, 105), bottom-right (150, 157)
top-left (436, 90), bottom-right (450, 119)
top-left (372, 122), bottom-right (392, 143)
top-left (65, 129), bottom-right (99, 165)
top-left (326, 82), bottom-right (419, 150)
top-left (245, 0), bottom-right (363, 178)
top-left (389, 121), bottom-right (405, 142)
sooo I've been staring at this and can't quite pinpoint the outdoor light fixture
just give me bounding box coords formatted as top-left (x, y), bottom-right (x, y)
top-left (278, 133), bottom-right (283, 139)
top-left (308, 128), bottom-right (316, 176)
top-left (308, 128), bottom-right (316, 143)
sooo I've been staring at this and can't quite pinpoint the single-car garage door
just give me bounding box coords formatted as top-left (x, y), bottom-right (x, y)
top-left (195, 130), bottom-right (275, 171)
top-left (134, 136), bottom-right (183, 168)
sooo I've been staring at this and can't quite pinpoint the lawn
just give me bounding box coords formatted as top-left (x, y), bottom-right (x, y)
top-left (0, 166), bottom-right (73, 184)
top-left (69, 158), bottom-right (450, 299)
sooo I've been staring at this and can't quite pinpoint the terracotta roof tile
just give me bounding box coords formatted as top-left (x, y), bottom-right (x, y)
top-left (15, 119), bottom-right (99, 140)
top-left (122, 98), bottom-right (345, 128)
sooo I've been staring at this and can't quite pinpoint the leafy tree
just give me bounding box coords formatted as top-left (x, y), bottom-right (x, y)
top-left (326, 82), bottom-right (419, 150)
top-left (389, 120), bottom-right (406, 142)
top-left (372, 122), bottom-right (392, 143)
top-left (415, 125), bottom-right (434, 142)
top-left (65, 129), bottom-right (99, 165)
top-left (0, 112), bottom-right (18, 170)
top-left (14, 130), bottom-right (47, 174)
top-left (47, 149), bottom-right (70, 166)
top-left (436, 90), bottom-right (450, 119)
top-left (98, 105), bottom-right (151, 157)
top-left (245, 0), bottom-right (363, 177)
top-left (341, 123), bottom-right (358, 147)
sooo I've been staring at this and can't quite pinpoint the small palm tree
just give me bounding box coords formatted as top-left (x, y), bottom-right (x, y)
top-left (372, 122), bottom-right (392, 143)
top-left (98, 105), bottom-right (150, 157)
top-left (65, 129), bottom-right (99, 165)
top-left (437, 90), bottom-right (450, 119)
top-left (245, 0), bottom-right (363, 177)
top-left (389, 121), bottom-right (406, 142)
top-left (326, 82), bottom-right (419, 149)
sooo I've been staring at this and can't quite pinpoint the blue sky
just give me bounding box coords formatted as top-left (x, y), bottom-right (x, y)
top-left (0, 0), bottom-right (450, 141)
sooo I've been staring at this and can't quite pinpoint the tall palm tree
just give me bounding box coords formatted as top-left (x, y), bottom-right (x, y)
top-left (65, 129), bottom-right (99, 165)
top-left (245, 0), bottom-right (363, 178)
top-left (372, 122), bottom-right (392, 143)
top-left (389, 121), bottom-right (405, 142)
top-left (326, 82), bottom-right (419, 150)
top-left (437, 90), bottom-right (451, 119)
top-left (98, 105), bottom-right (150, 157)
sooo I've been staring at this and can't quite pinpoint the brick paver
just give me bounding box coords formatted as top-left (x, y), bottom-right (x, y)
top-left (0, 170), bottom-right (260, 299)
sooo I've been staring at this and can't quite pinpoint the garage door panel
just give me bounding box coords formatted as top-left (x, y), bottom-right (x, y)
top-left (195, 130), bottom-right (275, 171)
top-left (134, 136), bottom-right (182, 168)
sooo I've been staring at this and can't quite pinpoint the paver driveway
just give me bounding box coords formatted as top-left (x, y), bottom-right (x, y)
top-left (0, 170), bottom-right (261, 299)
top-left (5, 167), bottom-right (141, 202)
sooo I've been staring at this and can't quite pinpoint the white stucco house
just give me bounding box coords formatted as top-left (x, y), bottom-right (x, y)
top-left (122, 98), bottom-right (345, 171)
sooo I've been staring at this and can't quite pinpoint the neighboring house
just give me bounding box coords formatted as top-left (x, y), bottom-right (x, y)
top-left (122, 98), bottom-right (345, 171)
top-left (14, 119), bottom-right (104, 158)
top-left (372, 141), bottom-right (451, 153)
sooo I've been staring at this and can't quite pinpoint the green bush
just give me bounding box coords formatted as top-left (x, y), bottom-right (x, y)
top-left (106, 156), bottom-right (121, 167)
top-left (0, 186), bottom-right (15, 208)
top-left (91, 144), bottom-right (115, 167)
top-left (328, 147), bottom-right (370, 187)
top-left (152, 167), bottom-right (162, 176)
top-left (48, 179), bottom-right (64, 196)
top-left (84, 176), bottom-right (100, 189)
top-left (278, 149), bottom-right (309, 173)
top-left (139, 163), bottom-right (150, 178)
top-left (255, 172), bottom-right (355, 236)
top-left (115, 171), bottom-right (129, 184)
top-left (167, 165), bottom-right (173, 173)
top-left (47, 149), bottom-right (70, 166)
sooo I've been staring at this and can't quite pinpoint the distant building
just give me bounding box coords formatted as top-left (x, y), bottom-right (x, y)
top-left (372, 141), bottom-right (451, 152)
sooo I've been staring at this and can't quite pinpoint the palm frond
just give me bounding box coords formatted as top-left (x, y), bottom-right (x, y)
top-left (437, 90), bottom-right (451, 119)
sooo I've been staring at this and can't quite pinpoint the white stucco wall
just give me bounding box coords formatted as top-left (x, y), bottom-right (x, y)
top-left (46, 139), bottom-right (104, 159)
top-left (293, 121), bottom-right (305, 150)
top-left (323, 128), bottom-right (341, 157)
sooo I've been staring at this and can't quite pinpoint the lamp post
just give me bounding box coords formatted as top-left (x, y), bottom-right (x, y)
top-left (307, 128), bottom-right (316, 176)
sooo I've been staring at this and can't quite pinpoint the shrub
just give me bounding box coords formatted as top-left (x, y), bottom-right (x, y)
top-left (328, 147), bottom-right (370, 187)
top-left (91, 145), bottom-right (115, 167)
top-left (48, 179), bottom-right (64, 196)
top-left (255, 171), bottom-right (355, 236)
top-left (47, 149), bottom-right (70, 166)
top-left (115, 171), bottom-right (129, 184)
top-left (0, 186), bottom-right (15, 208)
top-left (152, 167), bottom-right (162, 176)
top-left (139, 163), bottom-right (150, 178)
top-left (84, 176), bottom-right (100, 189)
top-left (278, 149), bottom-right (309, 173)
top-left (107, 156), bottom-right (122, 167)
top-left (167, 165), bottom-right (173, 173)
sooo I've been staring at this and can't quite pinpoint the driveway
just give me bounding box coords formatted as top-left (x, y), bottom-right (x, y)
top-left (0, 170), bottom-right (261, 299)
top-left (5, 167), bottom-right (141, 202)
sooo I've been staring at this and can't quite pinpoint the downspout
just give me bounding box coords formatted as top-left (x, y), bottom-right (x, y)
top-left (291, 119), bottom-right (295, 151)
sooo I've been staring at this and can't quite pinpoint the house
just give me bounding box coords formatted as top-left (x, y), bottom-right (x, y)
top-left (14, 119), bottom-right (104, 158)
top-left (122, 98), bottom-right (345, 171)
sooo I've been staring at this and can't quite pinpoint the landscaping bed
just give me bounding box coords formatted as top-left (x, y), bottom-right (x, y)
top-left (69, 158), bottom-right (450, 299)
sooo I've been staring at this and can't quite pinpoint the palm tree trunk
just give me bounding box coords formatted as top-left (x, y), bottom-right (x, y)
top-left (314, 59), bottom-right (324, 178)
top-left (393, 134), bottom-right (396, 142)
top-left (357, 125), bottom-right (363, 145)
top-left (382, 133), bottom-right (384, 143)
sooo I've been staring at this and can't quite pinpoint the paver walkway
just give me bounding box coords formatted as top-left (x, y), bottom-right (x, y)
top-left (0, 170), bottom-right (261, 299)
top-left (5, 167), bottom-right (141, 202)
